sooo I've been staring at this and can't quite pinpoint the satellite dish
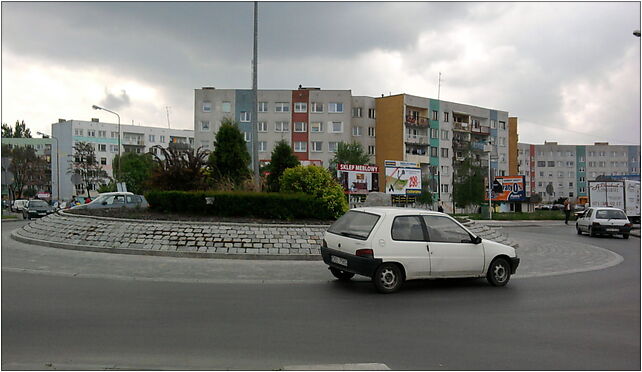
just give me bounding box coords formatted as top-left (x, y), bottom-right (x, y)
top-left (71, 174), bottom-right (83, 185)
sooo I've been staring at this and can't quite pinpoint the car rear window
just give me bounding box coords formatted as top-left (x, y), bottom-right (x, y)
top-left (327, 211), bottom-right (380, 240)
top-left (595, 209), bottom-right (627, 220)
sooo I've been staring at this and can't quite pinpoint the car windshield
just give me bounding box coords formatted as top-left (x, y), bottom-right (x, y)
top-left (595, 210), bottom-right (627, 220)
top-left (327, 211), bottom-right (380, 240)
top-left (29, 200), bottom-right (49, 207)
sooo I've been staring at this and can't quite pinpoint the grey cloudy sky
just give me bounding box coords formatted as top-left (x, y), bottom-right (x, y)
top-left (2, 1), bottom-right (640, 145)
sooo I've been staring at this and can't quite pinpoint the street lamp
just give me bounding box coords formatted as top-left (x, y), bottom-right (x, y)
top-left (92, 105), bottom-right (121, 179)
top-left (37, 131), bottom-right (59, 202)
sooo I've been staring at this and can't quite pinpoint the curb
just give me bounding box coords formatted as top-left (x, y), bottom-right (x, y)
top-left (10, 230), bottom-right (323, 261)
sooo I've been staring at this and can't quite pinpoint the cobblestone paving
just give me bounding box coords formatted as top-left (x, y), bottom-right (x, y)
top-left (13, 212), bottom-right (519, 259)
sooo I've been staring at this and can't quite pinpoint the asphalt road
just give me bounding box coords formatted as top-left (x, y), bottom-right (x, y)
top-left (1, 221), bottom-right (639, 370)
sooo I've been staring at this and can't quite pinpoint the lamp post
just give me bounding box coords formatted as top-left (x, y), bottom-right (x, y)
top-left (37, 131), bottom-right (59, 202)
top-left (92, 105), bottom-right (121, 180)
top-left (488, 140), bottom-right (493, 220)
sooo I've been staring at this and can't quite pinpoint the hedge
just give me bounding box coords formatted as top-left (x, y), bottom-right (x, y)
top-left (144, 190), bottom-right (337, 220)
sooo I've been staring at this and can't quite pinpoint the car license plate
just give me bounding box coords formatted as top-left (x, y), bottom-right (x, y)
top-left (331, 255), bottom-right (348, 267)
top-left (606, 228), bottom-right (618, 232)
top-left (39, 212), bottom-right (46, 215)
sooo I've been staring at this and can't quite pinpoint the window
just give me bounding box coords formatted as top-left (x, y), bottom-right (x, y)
top-left (311, 122), bottom-right (324, 133)
top-left (100, 157), bottom-right (107, 165)
top-left (422, 215), bottom-right (472, 243)
top-left (98, 130), bottom-right (106, 138)
top-left (244, 132), bottom-right (251, 142)
top-left (441, 130), bottom-right (449, 140)
top-left (431, 147), bottom-right (438, 157)
top-left (558, 171), bottom-right (564, 177)
top-left (569, 182), bottom-right (574, 187)
top-left (331, 122), bottom-right (343, 133)
top-left (537, 161), bottom-right (546, 167)
top-left (311, 141), bottom-right (323, 152)
top-left (160, 135), bottom-right (165, 143)
top-left (294, 102), bottom-right (307, 113)
top-left (74, 129), bottom-right (84, 136)
top-left (275, 102), bottom-right (290, 112)
top-left (258, 102), bottom-right (268, 112)
top-left (311, 102), bottom-right (323, 113)
top-left (538, 182), bottom-right (543, 187)
top-left (499, 121), bottom-right (506, 130)
top-left (441, 166), bottom-right (450, 176)
top-left (294, 141), bottom-right (307, 152)
top-left (87, 130), bottom-right (96, 137)
top-left (222, 102), bottom-right (231, 113)
top-left (328, 142), bottom-right (339, 152)
top-left (368, 127), bottom-right (376, 137)
top-left (201, 121), bottom-right (210, 131)
top-left (432, 110), bottom-right (438, 120)
top-left (352, 107), bottom-right (362, 118)
top-left (490, 120), bottom-right (497, 129)
top-left (499, 137), bottom-right (506, 146)
top-left (328, 211), bottom-right (380, 240)
top-left (368, 145), bottom-right (375, 155)
top-left (275, 121), bottom-right (290, 132)
top-left (148, 134), bottom-right (155, 142)
top-left (443, 112), bottom-right (449, 122)
top-left (110, 145), bottom-right (119, 152)
top-left (539, 171), bottom-right (544, 177)
top-left (368, 108), bottom-right (376, 119)
top-left (391, 216), bottom-right (425, 241)
top-left (352, 126), bottom-right (362, 136)
top-left (98, 144), bottom-right (107, 152)
top-left (110, 131), bottom-right (118, 138)
top-left (202, 102), bottom-right (212, 112)
top-left (431, 129), bottom-right (439, 139)
top-left (259, 141), bottom-right (267, 152)
top-left (579, 176), bottom-right (586, 182)
top-left (441, 184), bottom-right (449, 193)
top-left (258, 121), bottom-right (268, 132)
top-left (240, 111), bottom-right (251, 122)
top-left (441, 148), bottom-right (449, 158)
top-left (557, 161), bottom-right (563, 167)
top-left (548, 161), bottom-right (555, 167)
top-left (328, 102), bottom-right (344, 113)
top-left (294, 122), bottom-right (307, 132)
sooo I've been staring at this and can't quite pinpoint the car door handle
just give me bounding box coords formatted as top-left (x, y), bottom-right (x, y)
top-left (426, 244), bottom-right (430, 252)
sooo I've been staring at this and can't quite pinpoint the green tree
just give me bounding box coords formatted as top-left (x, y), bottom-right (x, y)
top-left (112, 152), bottom-right (155, 194)
top-left (329, 141), bottom-right (371, 176)
top-left (208, 118), bottom-right (251, 187)
top-left (1, 144), bottom-right (45, 199)
top-left (1, 120), bottom-right (32, 138)
top-left (280, 165), bottom-right (348, 219)
top-left (266, 140), bottom-right (300, 192)
top-left (149, 145), bottom-right (210, 191)
top-left (69, 142), bottom-right (109, 198)
top-left (452, 157), bottom-right (485, 209)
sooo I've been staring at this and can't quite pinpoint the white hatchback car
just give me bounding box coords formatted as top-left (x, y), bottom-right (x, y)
top-left (321, 207), bottom-right (520, 293)
top-left (576, 207), bottom-right (632, 239)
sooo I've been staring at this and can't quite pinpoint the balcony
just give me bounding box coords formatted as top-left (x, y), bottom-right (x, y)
top-left (453, 122), bottom-right (470, 132)
top-left (405, 115), bottom-right (429, 127)
top-left (471, 141), bottom-right (488, 151)
top-left (122, 138), bottom-right (145, 146)
top-left (405, 135), bottom-right (429, 145)
top-left (471, 126), bottom-right (490, 135)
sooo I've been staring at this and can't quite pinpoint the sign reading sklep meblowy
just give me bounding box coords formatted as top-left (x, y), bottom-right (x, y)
top-left (337, 163), bottom-right (379, 194)
top-left (384, 160), bottom-right (422, 195)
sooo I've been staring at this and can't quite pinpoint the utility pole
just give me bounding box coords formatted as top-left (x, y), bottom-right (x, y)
top-left (251, 1), bottom-right (260, 189)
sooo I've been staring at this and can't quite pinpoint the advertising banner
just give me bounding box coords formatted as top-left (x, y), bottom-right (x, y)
top-left (337, 163), bottom-right (379, 194)
top-left (384, 160), bottom-right (421, 195)
top-left (488, 176), bottom-right (526, 201)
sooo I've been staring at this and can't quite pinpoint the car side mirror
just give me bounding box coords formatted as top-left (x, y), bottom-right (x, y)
top-left (102, 201), bottom-right (107, 205)
top-left (473, 236), bottom-right (482, 244)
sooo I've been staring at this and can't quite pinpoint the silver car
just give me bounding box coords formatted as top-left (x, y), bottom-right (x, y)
top-left (576, 207), bottom-right (632, 239)
top-left (72, 192), bottom-right (149, 210)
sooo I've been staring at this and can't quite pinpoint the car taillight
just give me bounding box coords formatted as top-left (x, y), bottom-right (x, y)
top-left (322, 239), bottom-right (327, 248)
top-left (625, 223), bottom-right (632, 228)
top-left (356, 249), bottom-right (374, 258)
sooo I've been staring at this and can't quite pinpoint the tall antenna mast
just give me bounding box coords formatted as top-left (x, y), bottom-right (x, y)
top-left (165, 106), bottom-right (171, 128)
top-left (437, 72), bottom-right (442, 101)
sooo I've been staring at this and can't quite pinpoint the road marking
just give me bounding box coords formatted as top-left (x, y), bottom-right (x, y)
top-left (283, 363), bottom-right (390, 370)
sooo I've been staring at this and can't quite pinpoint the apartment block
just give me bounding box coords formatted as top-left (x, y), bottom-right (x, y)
top-left (194, 86), bottom-right (376, 168)
top-left (517, 141), bottom-right (641, 202)
top-left (52, 118), bottom-right (194, 200)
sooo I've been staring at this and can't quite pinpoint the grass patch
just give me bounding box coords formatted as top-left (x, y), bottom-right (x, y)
top-left (1, 214), bottom-right (18, 219)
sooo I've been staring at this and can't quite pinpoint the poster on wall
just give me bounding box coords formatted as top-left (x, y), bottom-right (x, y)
top-left (488, 176), bottom-right (526, 201)
top-left (337, 163), bottom-right (379, 194)
top-left (384, 160), bottom-right (422, 195)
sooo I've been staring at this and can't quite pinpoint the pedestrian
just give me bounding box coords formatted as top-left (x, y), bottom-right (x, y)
top-left (564, 199), bottom-right (572, 225)
top-left (438, 202), bottom-right (444, 213)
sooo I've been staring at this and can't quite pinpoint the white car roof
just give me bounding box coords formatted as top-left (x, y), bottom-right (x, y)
top-left (351, 207), bottom-right (447, 217)
top-left (590, 206), bottom-right (625, 211)
top-left (97, 192), bottom-right (134, 196)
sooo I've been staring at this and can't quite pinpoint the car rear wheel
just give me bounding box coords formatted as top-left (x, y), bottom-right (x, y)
top-left (623, 233), bottom-right (630, 239)
top-left (589, 226), bottom-right (597, 237)
top-left (487, 258), bottom-right (511, 287)
top-left (373, 263), bottom-right (403, 294)
top-left (329, 267), bottom-right (355, 281)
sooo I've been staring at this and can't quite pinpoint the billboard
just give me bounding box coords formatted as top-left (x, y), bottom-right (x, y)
top-left (488, 176), bottom-right (526, 201)
top-left (384, 160), bottom-right (422, 195)
top-left (337, 164), bottom-right (379, 194)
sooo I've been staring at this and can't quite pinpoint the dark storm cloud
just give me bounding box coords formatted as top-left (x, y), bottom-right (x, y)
top-left (99, 89), bottom-right (131, 111)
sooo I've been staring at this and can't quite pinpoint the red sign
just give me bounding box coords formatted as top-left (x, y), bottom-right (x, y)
top-left (337, 163), bottom-right (379, 172)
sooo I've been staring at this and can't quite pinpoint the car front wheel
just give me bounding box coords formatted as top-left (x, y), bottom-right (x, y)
top-left (329, 267), bottom-right (355, 281)
top-left (623, 234), bottom-right (629, 239)
top-left (487, 258), bottom-right (511, 287)
top-left (373, 263), bottom-right (404, 294)
top-left (589, 226), bottom-right (596, 237)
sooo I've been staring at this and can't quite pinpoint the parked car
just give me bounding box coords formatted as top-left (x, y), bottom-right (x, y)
top-left (576, 207), bottom-right (632, 239)
top-left (71, 192), bottom-right (149, 210)
top-left (11, 199), bottom-right (29, 213)
top-left (535, 204), bottom-right (552, 210)
top-left (22, 199), bottom-right (55, 220)
top-left (321, 207), bottom-right (520, 294)
top-left (573, 204), bottom-right (586, 220)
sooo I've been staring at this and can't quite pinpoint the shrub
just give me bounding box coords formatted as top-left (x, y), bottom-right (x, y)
top-left (280, 165), bottom-right (348, 219)
top-left (144, 190), bottom-right (336, 220)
